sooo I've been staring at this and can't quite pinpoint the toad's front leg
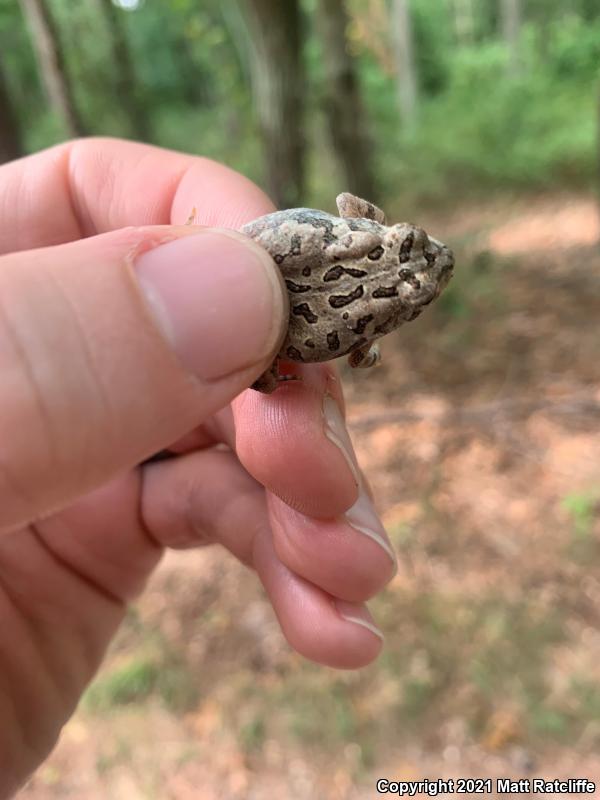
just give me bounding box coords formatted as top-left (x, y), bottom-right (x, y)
top-left (251, 360), bottom-right (303, 394)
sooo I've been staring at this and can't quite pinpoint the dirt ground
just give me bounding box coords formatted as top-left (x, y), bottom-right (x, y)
top-left (19, 194), bottom-right (600, 799)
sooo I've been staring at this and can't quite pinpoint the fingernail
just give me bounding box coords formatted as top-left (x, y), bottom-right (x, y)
top-left (322, 395), bottom-right (360, 485)
top-left (323, 395), bottom-right (397, 570)
top-left (136, 231), bottom-right (285, 381)
top-left (345, 485), bottom-right (398, 571)
top-left (334, 600), bottom-right (384, 640)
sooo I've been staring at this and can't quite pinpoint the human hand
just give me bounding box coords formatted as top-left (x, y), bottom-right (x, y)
top-left (0, 138), bottom-right (396, 796)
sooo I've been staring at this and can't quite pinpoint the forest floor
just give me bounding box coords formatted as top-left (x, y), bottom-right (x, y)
top-left (19, 193), bottom-right (600, 799)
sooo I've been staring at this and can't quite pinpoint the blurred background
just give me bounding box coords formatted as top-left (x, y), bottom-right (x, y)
top-left (5, 0), bottom-right (600, 797)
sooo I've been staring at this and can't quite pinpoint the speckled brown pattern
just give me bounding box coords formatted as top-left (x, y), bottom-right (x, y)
top-left (242, 193), bottom-right (454, 393)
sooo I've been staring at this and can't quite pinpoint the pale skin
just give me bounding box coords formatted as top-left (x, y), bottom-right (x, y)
top-left (0, 138), bottom-right (396, 797)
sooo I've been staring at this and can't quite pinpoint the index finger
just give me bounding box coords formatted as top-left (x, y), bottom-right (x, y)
top-left (0, 137), bottom-right (274, 254)
top-left (2, 138), bottom-right (362, 520)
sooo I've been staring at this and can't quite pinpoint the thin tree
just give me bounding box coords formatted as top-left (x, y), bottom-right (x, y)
top-left (0, 61), bottom-right (24, 163)
top-left (451, 0), bottom-right (475, 45)
top-left (93, 0), bottom-right (151, 141)
top-left (500, 0), bottom-right (522, 77)
top-left (597, 85), bottom-right (600, 246)
top-left (316, 0), bottom-right (378, 201)
top-left (18, 0), bottom-right (85, 137)
top-left (236, 0), bottom-right (305, 208)
top-left (390, 0), bottom-right (418, 128)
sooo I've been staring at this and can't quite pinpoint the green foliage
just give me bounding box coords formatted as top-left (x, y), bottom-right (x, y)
top-left (94, 736), bottom-right (133, 775)
top-left (529, 707), bottom-right (570, 738)
top-left (411, 0), bottom-right (453, 95)
top-left (372, 15), bottom-right (599, 205)
top-left (239, 715), bottom-right (267, 753)
top-left (84, 646), bottom-right (198, 713)
top-left (376, 589), bottom-right (568, 745)
top-left (544, 12), bottom-right (600, 79)
top-left (3, 0), bottom-right (600, 204)
top-left (562, 490), bottom-right (599, 563)
top-left (0, 1), bottom-right (46, 133)
top-left (562, 490), bottom-right (597, 539)
top-left (530, 677), bottom-right (600, 743)
top-left (283, 677), bottom-right (361, 745)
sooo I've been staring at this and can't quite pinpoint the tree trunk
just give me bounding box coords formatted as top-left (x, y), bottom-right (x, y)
top-left (452, 0), bottom-right (475, 45)
top-left (95, 0), bottom-right (151, 140)
top-left (597, 85), bottom-right (600, 247)
top-left (0, 62), bottom-right (24, 163)
top-left (237, 0), bottom-right (305, 209)
top-left (316, 0), bottom-right (378, 201)
top-left (18, 0), bottom-right (85, 137)
top-left (390, 0), bottom-right (418, 128)
top-left (500, 0), bottom-right (522, 77)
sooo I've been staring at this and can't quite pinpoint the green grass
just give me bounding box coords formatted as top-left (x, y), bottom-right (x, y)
top-left (95, 736), bottom-right (133, 776)
top-left (562, 489), bottom-right (600, 562)
top-left (376, 589), bottom-right (566, 743)
top-left (562, 490), bottom-right (598, 540)
top-left (84, 639), bottom-right (198, 713)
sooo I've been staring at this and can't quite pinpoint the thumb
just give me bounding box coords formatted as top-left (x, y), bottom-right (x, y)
top-left (0, 225), bottom-right (286, 530)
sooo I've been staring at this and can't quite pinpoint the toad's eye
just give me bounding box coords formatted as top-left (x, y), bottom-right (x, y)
top-left (398, 269), bottom-right (421, 290)
top-left (400, 227), bottom-right (428, 263)
top-left (399, 233), bottom-right (414, 263)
